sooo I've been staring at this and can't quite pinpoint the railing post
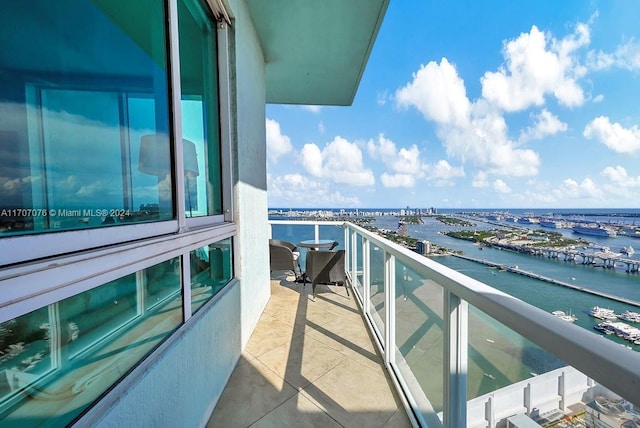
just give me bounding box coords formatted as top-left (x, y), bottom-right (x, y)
top-left (363, 237), bottom-right (370, 316)
top-left (444, 291), bottom-right (468, 427)
top-left (314, 223), bottom-right (319, 241)
top-left (385, 252), bottom-right (395, 365)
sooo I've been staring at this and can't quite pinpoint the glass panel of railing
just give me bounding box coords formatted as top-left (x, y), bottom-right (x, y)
top-left (369, 244), bottom-right (385, 335)
top-left (393, 259), bottom-right (445, 416)
top-left (465, 304), bottom-right (570, 425)
top-left (318, 224), bottom-right (344, 249)
top-left (271, 223), bottom-right (315, 244)
top-left (271, 223), bottom-right (315, 268)
top-left (465, 304), bottom-right (640, 426)
top-left (355, 233), bottom-right (364, 296)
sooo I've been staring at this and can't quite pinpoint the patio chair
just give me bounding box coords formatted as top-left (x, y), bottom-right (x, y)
top-left (303, 249), bottom-right (348, 300)
top-left (269, 239), bottom-right (301, 278)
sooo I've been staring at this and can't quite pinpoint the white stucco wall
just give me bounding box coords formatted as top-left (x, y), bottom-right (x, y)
top-left (227, 0), bottom-right (271, 349)
top-left (81, 1), bottom-right (271, 426)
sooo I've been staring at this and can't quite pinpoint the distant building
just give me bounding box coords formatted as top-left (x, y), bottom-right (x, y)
top-left (416, 240), bottom-right (432, 255)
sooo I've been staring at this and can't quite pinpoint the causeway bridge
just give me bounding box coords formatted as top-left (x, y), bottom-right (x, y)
top-left (497, 244), bottom-right (640, 273)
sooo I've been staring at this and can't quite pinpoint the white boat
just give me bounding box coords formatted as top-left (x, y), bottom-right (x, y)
top-left (588, 306), bottom-right (618, 320)
top-left (572, 224), bottom-right (617, 237)
top-left (552, 310), bottom-right (577, 322)
top-left (618, 310), bottom-right (640, 323)
top-left (621, 246), bottom-right (635, 256)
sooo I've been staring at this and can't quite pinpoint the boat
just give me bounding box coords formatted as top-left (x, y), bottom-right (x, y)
top-left (552, 310), bottom-right (577, 322)
top-left (588, 306), bottom-right (618, 320)
top-left (594, 396), bottom-right (626, 415)
top-left (518, 217), bottom-right (539, 225)
top-left (618, 310), bottom-right (640, 323)
top-left (621, 246), bottom-right (635, 256)
top-left (539, 220), bottom-right (563, 228)
top-left (572, 224), bottom-right (617, 237)
top-left (483, 373), bottom-right (496, 380)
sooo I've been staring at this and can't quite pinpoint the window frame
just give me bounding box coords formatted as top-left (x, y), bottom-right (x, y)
top-left (0, 0), bottom-right (233, 268)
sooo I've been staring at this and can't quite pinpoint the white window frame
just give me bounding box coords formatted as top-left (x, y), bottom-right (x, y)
top-left (0, 0), bottom-right (237, 322)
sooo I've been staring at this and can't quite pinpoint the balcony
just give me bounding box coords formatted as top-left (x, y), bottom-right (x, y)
top-left (226, 219), bottom-right (640, 427)
top-left (208, 275), bottom-right (411, 427)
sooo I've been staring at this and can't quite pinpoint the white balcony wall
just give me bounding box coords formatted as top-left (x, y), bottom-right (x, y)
top-left (229, 0), bottom-right (271, 348)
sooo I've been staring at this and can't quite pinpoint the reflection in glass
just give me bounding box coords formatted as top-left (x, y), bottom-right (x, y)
top-left (178, 0), bottom-right (222, 217)
top-left (0, 1), bottom-right (172, 236)
top-left (393, 261), bottom-right (445, 413)
top-left (191, 238), bottom-right (233, 314)
top-left (0, 258), bottom-right (182, 425)
top-left (467, 305), bottom-right (563, 400)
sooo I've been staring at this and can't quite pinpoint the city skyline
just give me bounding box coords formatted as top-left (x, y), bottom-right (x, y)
top-left (266, 1), bottom-right (640, 209)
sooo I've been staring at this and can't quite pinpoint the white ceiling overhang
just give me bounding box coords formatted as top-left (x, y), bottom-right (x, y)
top-left (246, 0), bottom-right (390, 106)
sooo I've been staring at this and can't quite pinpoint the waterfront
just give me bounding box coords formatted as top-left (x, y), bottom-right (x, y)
top-left (270, 210), bottom-right (640, 404)
top-left (371, 213), bottom-right (640, 345)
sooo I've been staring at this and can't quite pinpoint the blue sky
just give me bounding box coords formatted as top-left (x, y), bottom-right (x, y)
top-left (265, 1), bottom-right (640, 209)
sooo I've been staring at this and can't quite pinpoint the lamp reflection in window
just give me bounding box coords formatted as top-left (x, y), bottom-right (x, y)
top-left (138, 134), bottom-right (199, 217)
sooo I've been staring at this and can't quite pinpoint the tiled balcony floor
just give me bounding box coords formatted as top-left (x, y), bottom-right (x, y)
top-left (207, 274), bottom-right (412, 428)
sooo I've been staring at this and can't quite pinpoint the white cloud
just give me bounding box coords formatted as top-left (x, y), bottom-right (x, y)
top-left (592, 94), bottom-right (604, 103)
top-left (300, 143), bottom-right (324, 177)
top-left (438, 102), bottom-right (541, 176)
top-left (395, 58), bottom-right (471, 127)
top-left (301, 136), bottom-right (375, 186)
top-left (554, 177), bottom-right (602, 200)
top-left (519, 109), bottom-right (568, 143)
top-left (425, 160), bottom-right (465, 186)
top-left (395, 60), bottom-right (540, 177)
top-left (380, 173), bottom-right (415, 188)
top-left (377, 90), bottom-right (389, 106)
top-left (493, 179), bottom-right (512, 194)
top-left (481, 24), bottom-right (588, 111)
top-left (318, 121), bottom-right (326, 135)
top-left (472, 171), bottom-right (489, 188)
top-left (367, 134), bottom-right (423, 175)
top-left (265, 118), bottom-right (293, 163)
top-left (601, 165), bottom-right (640, 187)
top-left (598, 166), bottom-right (640, 200)
top-left (268, 173), bottom-right (360, 207)
top-left (583, 116), bottom-right (640, 153)
top-left (301, 105), bottom-right (322, 113)
top-left (588, 39), bottom-right (640, 71)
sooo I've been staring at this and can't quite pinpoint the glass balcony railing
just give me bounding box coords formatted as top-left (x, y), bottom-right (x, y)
top-left (269, 219), bottom-right (640, 427)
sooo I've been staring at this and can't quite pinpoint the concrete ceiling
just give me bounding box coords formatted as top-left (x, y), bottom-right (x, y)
top-left (246, 0), bottom-right (389, 106)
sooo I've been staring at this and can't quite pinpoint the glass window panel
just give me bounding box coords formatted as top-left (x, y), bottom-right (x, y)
top-left (0, 307), bottom-right (52, 411)
top-left (0, 258), bottom-right (182, 426)
top-left (191, 238), bottom-right (233, 314)
top-left (0, 1), bottom-right (172, 236)
top-left (178, 0), bottom-right (222, 217)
